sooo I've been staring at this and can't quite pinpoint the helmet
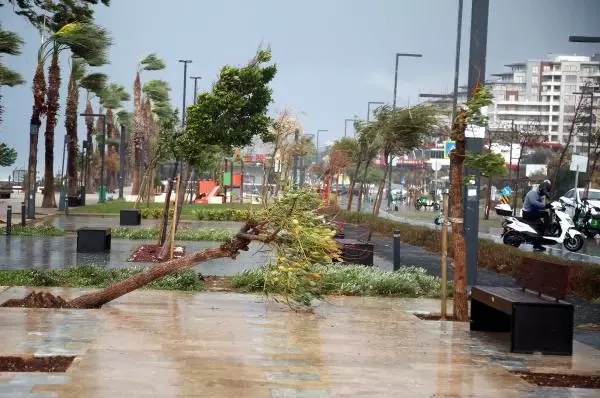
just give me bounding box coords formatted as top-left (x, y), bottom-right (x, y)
top-left (537, 179), bottom-right (551, 197)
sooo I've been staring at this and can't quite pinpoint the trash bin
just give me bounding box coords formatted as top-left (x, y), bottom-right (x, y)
top-left (98, 185), bottom-right (107, 202)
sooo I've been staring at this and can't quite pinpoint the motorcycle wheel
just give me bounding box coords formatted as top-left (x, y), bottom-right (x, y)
top-left (434, 216), bottom-right (442, 225)
top-left (433, 203), bottom-right (440, 211)
top-left (502, 230), bottom-right (523, 248)
top-left (564, 234), bottom-right (584, 252)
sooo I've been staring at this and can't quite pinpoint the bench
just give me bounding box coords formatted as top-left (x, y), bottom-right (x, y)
top-left (334, 223), bottom-right (374, 266)
top-left (470, 257), bottom-right (574, 355)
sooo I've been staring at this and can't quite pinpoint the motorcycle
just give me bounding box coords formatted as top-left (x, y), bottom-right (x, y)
top-left (573, 198), bottom-right (600, 239)
top-left (415, 196), bottom-right (440, 211)
top-left (495, 202), bottom-right (585, 252)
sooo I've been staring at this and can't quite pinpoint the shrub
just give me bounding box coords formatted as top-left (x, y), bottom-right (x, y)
top-left (0, 224), bottom-right (65, 237)
top-left (0, 265), bottom-right (203, 291)
top-left (232, 264), bottom-right (452, 298)
top-left (112, 227), bottom-right (232, 241)
top-left (333, 210), bottom-right (600, 301)
top-left (194, 208), bottom-right (251, 222)
top-left (140, 208), bottom-right (150, 219)
top-left (151, 208), bottom-right (162, 219)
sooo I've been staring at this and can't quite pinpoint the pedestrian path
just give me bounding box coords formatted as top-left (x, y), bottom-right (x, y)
top-left (1, 288), bottom-right (599, 397)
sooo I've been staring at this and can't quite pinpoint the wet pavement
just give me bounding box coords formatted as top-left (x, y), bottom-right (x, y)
top-left (1, 288), bottom-right (600, 397)
top-left (0, 236), bottom-right (271, 276)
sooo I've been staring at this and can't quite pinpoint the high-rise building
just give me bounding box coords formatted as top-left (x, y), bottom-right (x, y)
top-left (487, 54), bottom-right (600, 154)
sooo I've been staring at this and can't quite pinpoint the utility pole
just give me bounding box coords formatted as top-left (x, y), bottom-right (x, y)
top-left (190, 76), bottom-right (202, 104)
top-left (464, 0), bottom-right (490, 287)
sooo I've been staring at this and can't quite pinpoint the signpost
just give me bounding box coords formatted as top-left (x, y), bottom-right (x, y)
top-left (570, 154), bottom-right (588, 191)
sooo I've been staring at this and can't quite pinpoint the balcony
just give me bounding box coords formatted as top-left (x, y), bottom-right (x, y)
top-left (542, 69), bottom-right (562, 76)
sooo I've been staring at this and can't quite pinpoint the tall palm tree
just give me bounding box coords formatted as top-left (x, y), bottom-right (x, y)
top-left (79, 72), bottom-right (107, 192)
top-left (99, 83), bottom-right (130, 191)
top-left (41, 22), bottom-right (112, 208)
top-left (0, 25), bottom-right (23, 168)
top-left (132, 54), bottom-right (165, 195)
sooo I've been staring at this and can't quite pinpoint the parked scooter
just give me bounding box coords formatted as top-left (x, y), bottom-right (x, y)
top-left (415, 196), bottom-right (440, 211)
top-left (495, 202), bottom-right (585, 252)
top-left (572, 198), bottom-right (600, 238)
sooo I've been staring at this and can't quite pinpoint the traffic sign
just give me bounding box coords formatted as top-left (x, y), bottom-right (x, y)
top-left (443, 141), bottom-right (456, 159)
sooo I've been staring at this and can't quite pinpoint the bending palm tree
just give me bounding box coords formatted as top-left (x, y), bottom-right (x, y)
top-left (40, 22), bottom-right (112, 207)
top-left (0, 25), bottom-right (25, 167)
top-left (132, 54), bottom-right (166, 195)
top-left (79, 72), bottom-right (107, 193)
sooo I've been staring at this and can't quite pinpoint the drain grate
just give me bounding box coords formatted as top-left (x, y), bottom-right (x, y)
top-left (0, 356), bottom-right (75, 372)
top-left (513, 371), bottom-right (600, 389)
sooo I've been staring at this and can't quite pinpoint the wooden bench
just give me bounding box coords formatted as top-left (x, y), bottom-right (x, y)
top-left (334, 223), bottom-right (374, 266)
top-left (470, 257), bottom-right (574, 355)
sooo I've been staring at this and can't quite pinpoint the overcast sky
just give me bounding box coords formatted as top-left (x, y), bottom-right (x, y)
top-left (2, 0), bottom-right (599, 179)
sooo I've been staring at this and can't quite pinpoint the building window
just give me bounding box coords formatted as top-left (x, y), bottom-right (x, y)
top-left (552, 115), bottom-right (559, 122)
top-left (551, 135), bottom-right (558, 142)
top-left (553, 105), bottom-right (560, 112)
top-left (565, 74), bottom-right (577, 83)
top-left (553, 96), bottom-right (560, 102)
top-left (551, 125), bottom-right (558, 132)
top-left (532, 76), bottom-right (539, 84)
top-left (532, 65), bottom-right (539, 74)
top-left (543, 65), bottom-right (551, 72)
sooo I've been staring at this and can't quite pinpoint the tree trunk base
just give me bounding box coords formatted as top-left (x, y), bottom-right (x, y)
top-left (452, 291), bottom-right (469, 322)
top-left (1, 291), bottom-right (70, 308)
top-left (129, 244), bottom-right (185, 263)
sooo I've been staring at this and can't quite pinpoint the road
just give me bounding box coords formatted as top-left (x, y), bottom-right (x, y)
top-left (0, 191), bottom-right (99, 224)
top-left (340, 195), bottom-right (600, 265)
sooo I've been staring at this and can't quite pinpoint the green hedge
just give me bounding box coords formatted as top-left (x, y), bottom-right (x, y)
top-left (194, 208), bottom-right (251, 221)
top-left (112, 227), bottom-right (232, 241)
top-left (232, 264), bottom-right (452, 298)
top-left (337, 211), bottom-right (600, 301)
top-left (0, 224), bottom-right (65, 236)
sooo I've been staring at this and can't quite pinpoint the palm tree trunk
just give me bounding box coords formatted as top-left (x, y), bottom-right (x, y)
top-left (131, 72), bottom-right (142, 195)
top-left (346, 160), bottom-right (362, 211)
top-left (65, 72), bottom-right (79, 197)
top-left (26, 62), bottom-right (46, 214)
top-left (42, 49), bottom-right (60, 208)
top-left (357, 162), bottom-right (370, 213)
top-left (450, 112), bottom-right (468, 322)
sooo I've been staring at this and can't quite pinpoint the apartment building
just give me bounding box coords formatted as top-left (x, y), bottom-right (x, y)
top-left (487, 54), bottom-right (600, 154)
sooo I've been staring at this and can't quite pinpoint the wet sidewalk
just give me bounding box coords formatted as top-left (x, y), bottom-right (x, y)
top-left (1, 288), bottom-right (599, 397)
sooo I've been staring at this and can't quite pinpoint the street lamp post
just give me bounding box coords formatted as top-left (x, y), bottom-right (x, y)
top-left (119, 124), bottom-right (126, 199)
top-left (388, 52), bottom-right (423, 210)
top-left (81, 140), bottom-right (88, 206)
top-left (190, 75), bottom-right (202, 104)
top-left (451, 0), bottom-right (464, 124)
top-left (26, 118), bottom-right (41, 219)
top-left (344, 119), bottom-right (358, 137)
top-left (80, 113), bottom-right (107, 202)
top-left (367, 101), bottom-right (385, 122)
top-left (179, 60), bottom-right (192, 128)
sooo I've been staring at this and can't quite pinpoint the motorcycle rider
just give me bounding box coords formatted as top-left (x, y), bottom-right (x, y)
top-left (522, 179), bottom-right (552, 251)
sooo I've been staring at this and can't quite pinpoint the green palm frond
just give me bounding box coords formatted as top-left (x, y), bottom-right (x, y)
top-left (0, 27), bottom-right (24, 56)
top-left (71, 58), bottom-right (87, 81)
top-left (99, 83), bottom-right (130, 109)
top-left (54, 22), bottom-right (113, 66)
top-left (140, 53), bottom-right (166, 71)
top-left (117, 110), bottom-right (132, 128)
top-left (80, 72), bottom-right (107, 94)
top-left (0, 62), bottom-right (24, 87)
top-left (152, 101), bottom-right (174, 120)
top-left (143, 79), bottom-right (170, 103)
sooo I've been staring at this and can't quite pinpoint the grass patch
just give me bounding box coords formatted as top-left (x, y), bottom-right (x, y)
top-left (232, 264), bottom-right (452, 298)
top-left (0, 224), bottom-right (65, 237)
top-left (334, 210), bottom-right (600, 301)
top-left (193, 207), bottom-right (253, 221)
top-left (0, 264), bottom-right (203, 292)
top-left (112, 227), bottom-right (232, 241)
top-left (71, 200), bottom-right (257, 219)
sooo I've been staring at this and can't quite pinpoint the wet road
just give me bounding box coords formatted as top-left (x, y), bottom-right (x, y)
top-left (342, 196), bottom-right (600, 265)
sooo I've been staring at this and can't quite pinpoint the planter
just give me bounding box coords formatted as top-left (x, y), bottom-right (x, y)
top-left (120, 209), bottom-right (141, 226)
top-left (77, 228), bottom-right (111, 252)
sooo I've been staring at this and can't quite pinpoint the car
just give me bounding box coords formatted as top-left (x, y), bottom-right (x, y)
top-left (559, 188), bottom-right (600, 218)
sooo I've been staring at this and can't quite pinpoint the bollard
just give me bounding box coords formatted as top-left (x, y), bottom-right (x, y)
top-left (21, 202), bottom-right (26, 226)
top-left (64, 194), bottom-right (69, 216)
top-left (6, 205), bottom-right (12, 235)
top-left (393, 230), bottom-right (401, 271)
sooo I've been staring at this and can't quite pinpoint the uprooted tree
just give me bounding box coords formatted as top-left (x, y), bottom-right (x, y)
top-left (16, 189), bottom-right (340, 309)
